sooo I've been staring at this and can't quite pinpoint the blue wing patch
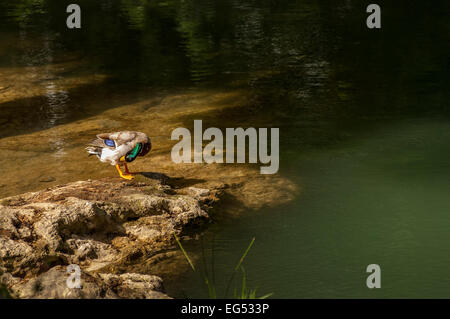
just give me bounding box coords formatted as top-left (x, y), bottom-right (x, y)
top-left (104, 139), bottom-right (115, 147)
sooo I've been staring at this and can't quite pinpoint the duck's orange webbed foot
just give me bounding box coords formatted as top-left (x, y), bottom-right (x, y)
top-left (115, 164), bottom-right (134, 180)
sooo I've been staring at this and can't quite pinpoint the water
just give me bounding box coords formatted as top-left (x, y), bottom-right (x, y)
top-left (0, 1), bottom-right (449, 298)
top-left (168, 118), bottom-right (450, 298)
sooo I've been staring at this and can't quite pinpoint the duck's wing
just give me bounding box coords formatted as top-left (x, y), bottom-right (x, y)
top-left (97, 131), bottom-right (139, 147)
top-left (86, 136), bottom-right (105, 147)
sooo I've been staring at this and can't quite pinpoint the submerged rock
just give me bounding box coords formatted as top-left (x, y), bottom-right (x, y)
top-left (0, 178), bottom-right (219, 299)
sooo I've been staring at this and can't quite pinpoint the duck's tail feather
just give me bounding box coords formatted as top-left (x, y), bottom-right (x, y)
top-left (86, 137), bottom-right (109, 157)
top-left (86, 146), bottom-right (102, 157)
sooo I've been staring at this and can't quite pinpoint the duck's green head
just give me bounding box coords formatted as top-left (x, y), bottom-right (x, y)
top-left (125, 141), bottom-right (152, 162)
top-left (139, 141), bottom-right (152, 157)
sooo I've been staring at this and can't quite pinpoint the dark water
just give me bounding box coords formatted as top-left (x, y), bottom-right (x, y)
top-left (1, 1), bottom-right (449, 298)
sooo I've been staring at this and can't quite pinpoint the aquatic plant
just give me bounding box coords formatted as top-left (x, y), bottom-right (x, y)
top-left (174, 234), bottom-right (273, 299)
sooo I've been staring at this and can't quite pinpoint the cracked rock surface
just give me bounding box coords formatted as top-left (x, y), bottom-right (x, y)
top-left (0, 177), bottom-right (219, 299)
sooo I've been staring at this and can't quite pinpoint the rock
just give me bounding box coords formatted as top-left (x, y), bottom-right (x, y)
top-left (99, 273), bottom-right (169, 299)
top-left (38, 176), bottom-right (56, 183)
top-left (0, 237), bottom-right (33, 259)
top-left (0, 178), bottom-right (219, 298)
top-left (186, 187), bottom-right (210, 198)
top-left (6, 266), bottom-right (115, 299)
top-left (2, 265), bottom-right (169, 299)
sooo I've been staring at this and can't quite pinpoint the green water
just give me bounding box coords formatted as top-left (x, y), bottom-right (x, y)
top-left (1, 0), bottom-right (449, 298)
top-left (168, 118), bottom-right (450, 298)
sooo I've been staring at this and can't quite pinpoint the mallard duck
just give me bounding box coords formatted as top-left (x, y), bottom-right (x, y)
top-left (86, 131), bottom-right (151, 180)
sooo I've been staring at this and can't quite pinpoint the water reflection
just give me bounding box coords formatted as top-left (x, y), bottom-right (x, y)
top-left (43, 83), bottom-right (69, 126)
top-left (43, 80), bottom-right (69, 158)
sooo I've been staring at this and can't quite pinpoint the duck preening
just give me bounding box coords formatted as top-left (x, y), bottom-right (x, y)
top-left (86, 131), bottom-right (151, 180)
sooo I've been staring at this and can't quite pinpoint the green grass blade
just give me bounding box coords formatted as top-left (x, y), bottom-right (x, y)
top-left (234, 237), bottom-right (255, 271)
top-left (241, 266), bottom-right (247, 299)
top-left (258, 292), bottom-right (274, 299)
top-left (224, 237), bottom-right (256, 298)
top-left (174, 233), bottom-right (196, 271)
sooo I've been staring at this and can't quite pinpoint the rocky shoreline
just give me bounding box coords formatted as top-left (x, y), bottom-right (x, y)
top-left (0, 175), bottom-right (221, 298)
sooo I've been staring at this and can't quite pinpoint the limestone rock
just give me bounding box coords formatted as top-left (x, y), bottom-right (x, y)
top-left (3, 266), bottom-right (169, 299)
top-left (0, 178), bottom-right (219, 298)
